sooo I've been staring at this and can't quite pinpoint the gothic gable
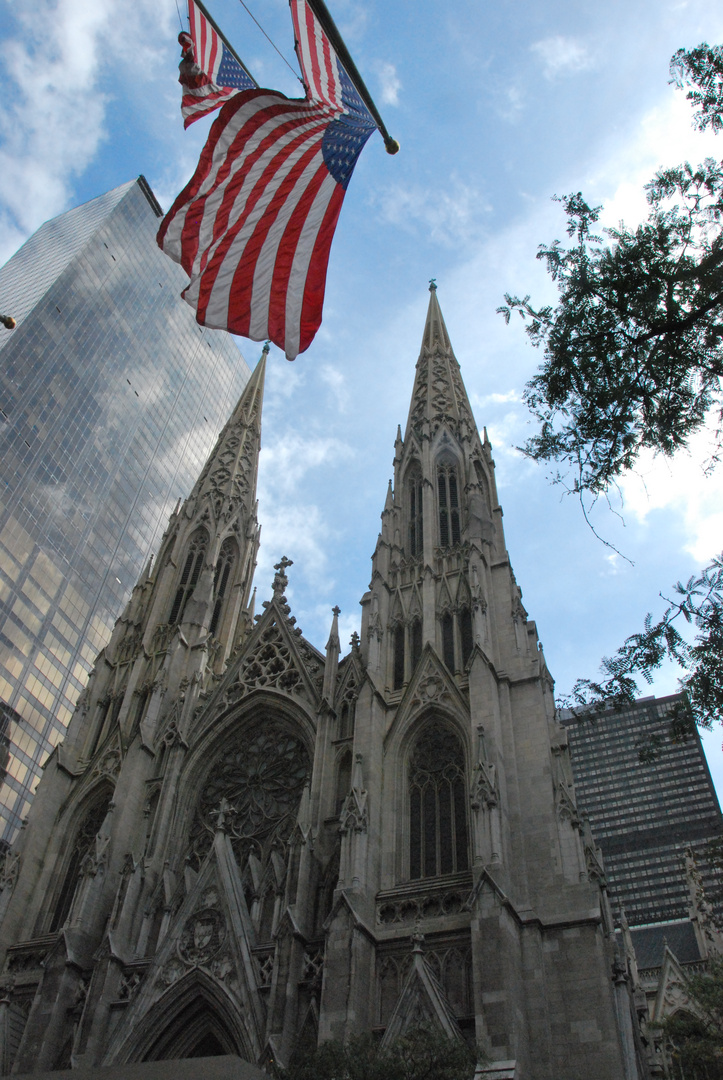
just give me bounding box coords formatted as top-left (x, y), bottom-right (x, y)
top-left (380, 937), bottom-right (465, 1048)
top-left (384, 646), bottom-right (469, 750)
top-left (195, 600), bottom-right (325, 732)
top-left (105, 831), bottom-right (266, 1065)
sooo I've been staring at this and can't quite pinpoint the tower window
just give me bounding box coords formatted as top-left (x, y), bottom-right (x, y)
top-left (209, 537), bottom-right (236, 637)
top-left (459, 607), bottom-right (473, 668)
top-left (336, 749), bottom-right (352, 816)
top-left (407, 465), bottom-right (424, 557)
top-left (437, 464), bottom-right (461, 547)
top-left (50, 790), bottom-right (113, 931)
top-left (410, 618), bottom-right (423, 674)
top-left (441, 612), bottom-right (455, 672)
top-left (169, 531), bottom-right (207, 625)
top-left (409, 724), bottom-right (468, 879)
top-left (393, 624), bottom-right (405, 690)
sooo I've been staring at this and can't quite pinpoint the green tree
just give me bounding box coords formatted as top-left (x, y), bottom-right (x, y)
top-left (279, 1025), bottom-right (477, 1080)
top-left (657, 957), bottom-right (723, 1078)
top-left (499, 45), bottom-right (723, 728)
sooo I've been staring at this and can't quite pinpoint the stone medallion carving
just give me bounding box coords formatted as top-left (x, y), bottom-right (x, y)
top-left (178, 907), bottom-right (226, 966)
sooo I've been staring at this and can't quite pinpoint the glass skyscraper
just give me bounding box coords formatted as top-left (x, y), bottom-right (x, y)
top-left (562, 694), bottom-right (723, 925)
top-left (0, 177), bottom-right (251, 845)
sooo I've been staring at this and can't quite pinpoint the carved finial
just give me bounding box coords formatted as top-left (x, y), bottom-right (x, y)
top-left (412, 918), bottom-right (425, 952)
top-left (332, 605), bottom-right (341, 617)
top-left (350, 631), bottom-right (360, 651)
top-left (428, 278), bottom-right (437, 292)
top-left (273, 556), bottom-right (293, 597)
top-left (210, 796), bottom-right (236, 834)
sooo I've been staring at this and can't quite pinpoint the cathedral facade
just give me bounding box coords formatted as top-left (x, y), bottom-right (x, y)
top-left (0, 290), bottom-right (641, 1078)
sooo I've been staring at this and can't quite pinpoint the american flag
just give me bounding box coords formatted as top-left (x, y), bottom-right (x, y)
top-left (159, 0), bottom-right (377, 360)
top-left (179, 0), bottom-right (256, 129)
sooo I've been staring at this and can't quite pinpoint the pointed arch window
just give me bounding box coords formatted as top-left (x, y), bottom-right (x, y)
top-left (441, 612), bottom-right (455, 672)
top-left (406, 463), bottom-right (424, 557)
top-left (50, 789), bottom-right (113, 931)
top-left (335, 748), bottom-right (352, 816)
top-left (209, 537), bottom-right (236, 637)
top-left (169, 530), bottom-right (207, 625)
top-left (409, 724), bottom-right (468, 880)
top-left (392, 624), bottom-right (405, 691)
top-left (437, 464), bottom-right (461, 547)
top-left (410, 618), bottom-right (423, 674)
top-left (339, 688), bottom-right (356, 740)
top-left (459, 607), bottom-right (473, 668)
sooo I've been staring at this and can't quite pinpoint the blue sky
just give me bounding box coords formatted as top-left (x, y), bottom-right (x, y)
top-left (1, 0), bottom-right (722, 793)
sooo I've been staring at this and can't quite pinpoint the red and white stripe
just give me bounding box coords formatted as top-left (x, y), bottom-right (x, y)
top-left (289, 0), bottom-right (344, 109)
top-left (189, 0), bottom-right (222, 83)
top-left (158, 89), bottom-right (345, 359)
top-left (181, 82), bottom-right (237, 129)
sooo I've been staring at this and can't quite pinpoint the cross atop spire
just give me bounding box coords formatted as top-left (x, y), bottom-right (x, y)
top-left (405, 286), bottom-right (475, 440)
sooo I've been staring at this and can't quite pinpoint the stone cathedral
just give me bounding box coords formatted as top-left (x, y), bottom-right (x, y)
top-left (0, 289), bottom-right (643, 1079)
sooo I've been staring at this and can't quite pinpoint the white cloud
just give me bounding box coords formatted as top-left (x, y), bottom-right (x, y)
top-left (495, 84), bottom-right (525, 124)
top-left (585, 92), bottom-right (723, 229)
top-left (259, 433), bottom-right (353, 494)
top-left (475, 389), bottom-right (521, 406)
top-left (319, 365), bottom-right (349, 412)
top-left (530, 35), bottom-right (595, 80)
top-left (376, 61), bottom-right (401, 106)
top-left (0, 0), bottom-right (175, 264)
top-left (371, 177), bottom-right (491, 247)
top-left (618, 427), bottom-right (722, 564)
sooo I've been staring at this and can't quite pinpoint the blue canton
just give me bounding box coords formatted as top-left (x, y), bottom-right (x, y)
top-left (322, 63), bottom-right (375, 189)
top-left (217, 46), bottom-right (256, 91)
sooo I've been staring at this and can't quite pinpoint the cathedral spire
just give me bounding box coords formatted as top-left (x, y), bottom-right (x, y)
top-left (404, 284), bottom-right (476, 442)
top-left (185, 343), bottom-right (268, 527)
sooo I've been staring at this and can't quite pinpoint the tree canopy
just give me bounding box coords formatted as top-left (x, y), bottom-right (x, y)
top-left (658, 957), bottom-right (723, 1078)
top-left (500, 44), bottom-right (723, 729)
top-left (499, 43), bottom-right (723, 499)
top-left (278, 1025), bottom-right (477, 1080)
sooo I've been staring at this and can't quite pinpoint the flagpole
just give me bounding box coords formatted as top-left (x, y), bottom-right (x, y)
top-left (303, 0), bottom-right (400, 154)
top-left (193, 0), bottom-right (259, 87)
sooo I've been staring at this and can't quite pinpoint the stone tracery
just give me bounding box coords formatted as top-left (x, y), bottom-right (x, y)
top-left (188, 722), bottom-right (311, 870)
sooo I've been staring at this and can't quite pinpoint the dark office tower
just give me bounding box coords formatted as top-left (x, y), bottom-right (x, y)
top-left (562, 694), bottom-right (723, 925)
top-left (0, 177), bottom-right (250, 846)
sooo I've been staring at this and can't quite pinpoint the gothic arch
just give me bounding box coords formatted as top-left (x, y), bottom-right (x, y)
top-left (387, 706), bottom-right (472, 885)
top-left (433, 443), bottom-right (463, 549)
top-left (113, 969), bottom-right (254, 1065)
top-left (45, 779), bottom-right (115, 933)
top-left (404, 459), bottom-right (424, 557)
top-left (175, 696), bottom-right (314, 876)
top-left (335, 748), bottom-right (353, 816)
top-left (168, 527), bottom-right (209, 625)
top-left (209, 534), bottom-right (239, 638)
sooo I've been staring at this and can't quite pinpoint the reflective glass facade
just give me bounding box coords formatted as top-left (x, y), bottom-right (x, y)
top-left (0, 178), bottom-right (250, 844)
top-left (562, 695), bottom-right (723, 925)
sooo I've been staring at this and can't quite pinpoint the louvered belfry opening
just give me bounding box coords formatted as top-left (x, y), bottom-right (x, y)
top-left (209, 537), bottom-right (236, 636)
top-left (407, 464), bottom-right (424, 556)
top-left (169, 530), bottom-right (208, 624)
top-left (437, 464), bottom-right (461, 547)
